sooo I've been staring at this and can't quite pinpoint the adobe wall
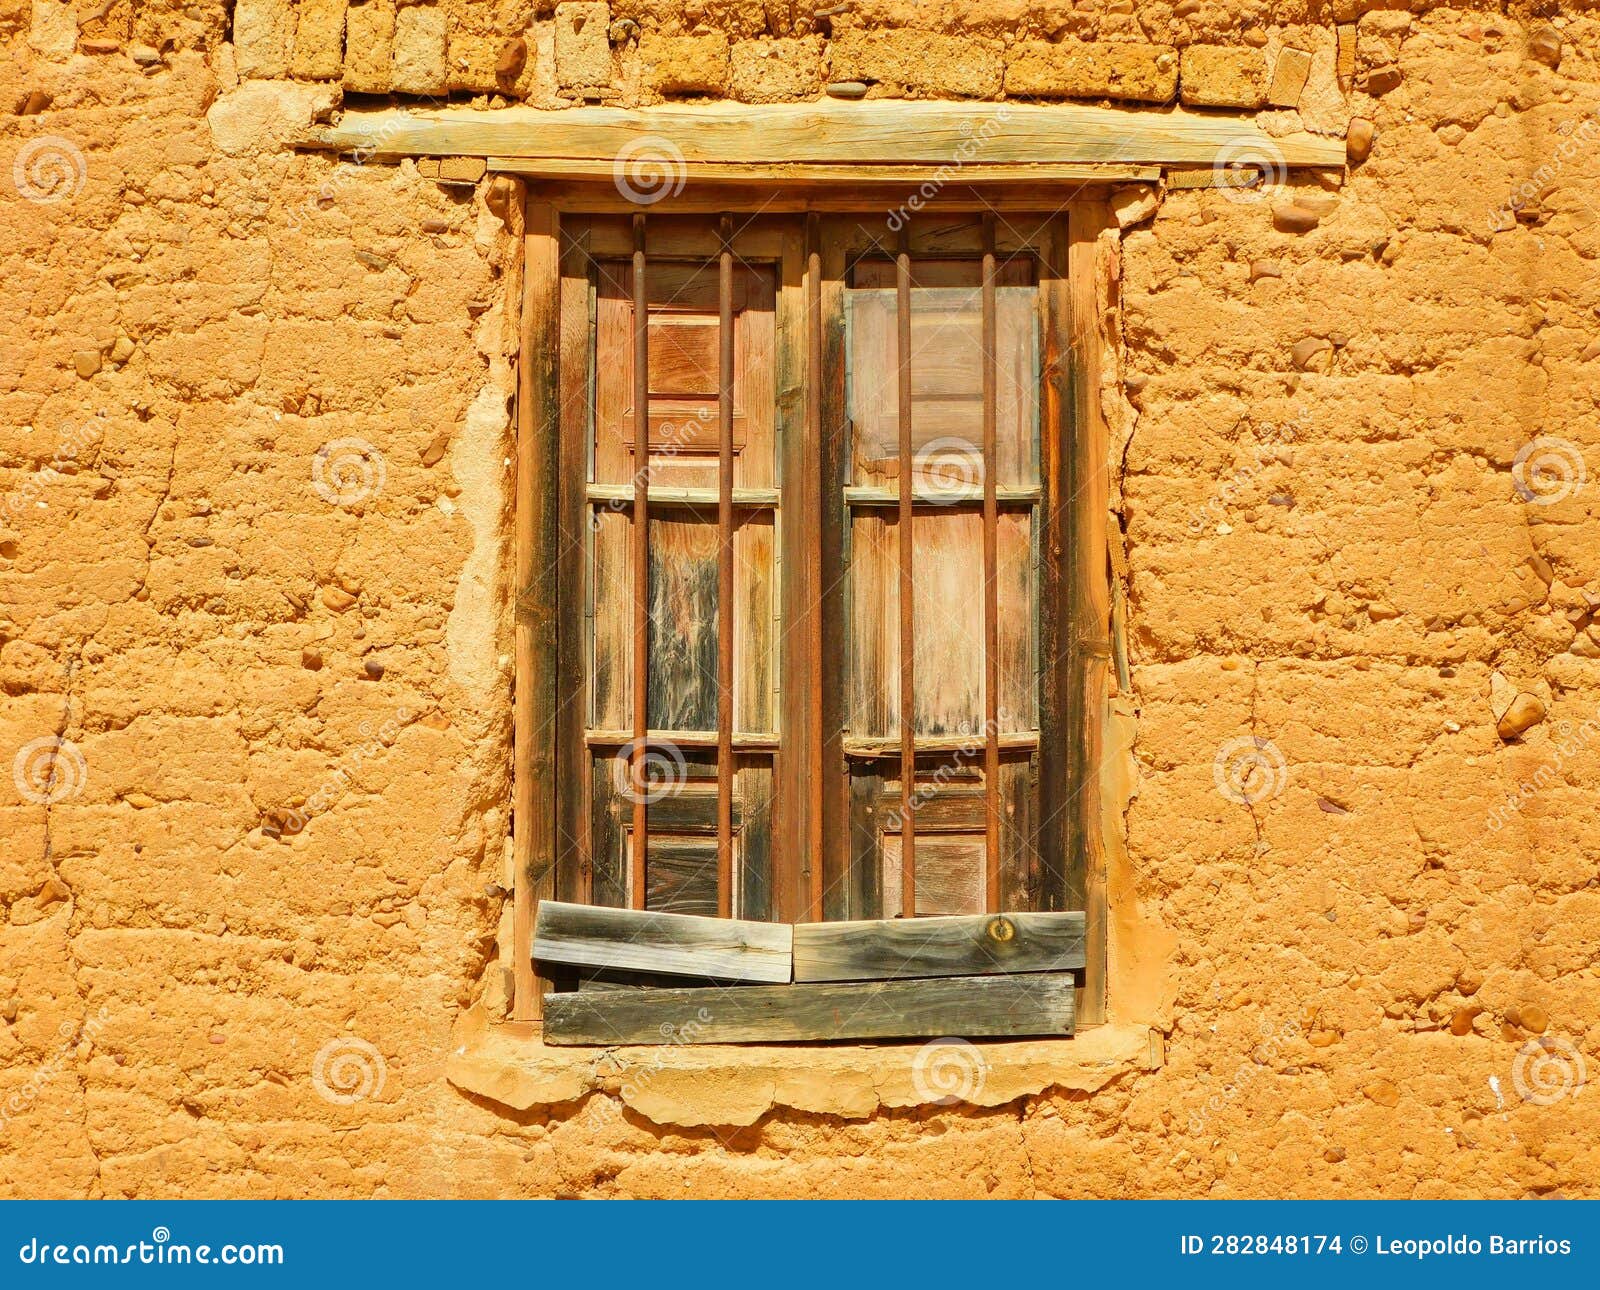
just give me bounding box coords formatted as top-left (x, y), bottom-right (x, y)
top-left (3, 0), bottom-right (1598, 1197)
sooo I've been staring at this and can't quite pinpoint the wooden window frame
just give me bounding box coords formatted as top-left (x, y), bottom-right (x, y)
top-left (513, 187), bottom-right (1114, 1032)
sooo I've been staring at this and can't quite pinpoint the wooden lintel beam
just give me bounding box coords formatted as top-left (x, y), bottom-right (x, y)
top-left (300, 100), bottom-right (1346, 168)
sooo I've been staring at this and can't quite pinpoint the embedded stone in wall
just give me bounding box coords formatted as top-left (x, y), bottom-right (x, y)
top-left (1179, 45), bottom-right (1266, 109)
top-left (234, 0), bottom-right (295, 79)
top-left (1004, 40), bottom-right (1178, 104)
top-left (555, 1), bottom-right (611, 91)
top-left (730, 36), bottom-right (823, 103)
top-left (640, 31), bottom-right (729, 96)
top-left (1266, 47), bottom-right (1313, 107)
top-left (393, 4), bottom-right (448, 96)
top-left (292, 0), bottom-right (348, 82)
top-left (829, 29), bottom-right (1003, 100)
top-left (344, 0), bottom-right (396, 94)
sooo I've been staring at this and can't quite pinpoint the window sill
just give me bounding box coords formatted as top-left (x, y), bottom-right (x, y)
top-left (447, 1004), bottom-right (1158, 1127)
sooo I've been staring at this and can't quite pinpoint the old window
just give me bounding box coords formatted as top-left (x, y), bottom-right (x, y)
top-left (517, 199), bottom-right (1108, 1040)
top-left (546, 209), bottom-right (1091, 912)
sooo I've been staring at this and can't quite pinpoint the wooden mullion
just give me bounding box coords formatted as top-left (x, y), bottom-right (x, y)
top-left (804, 213), bottom-right (825, 923)
top-left (556, 220), bottom-right (595, 908)
top-left (629, 213), bottom-right (649, 910)
top-left (981, 214), bottom-right (1001, 915)
top-left (895, 224), bottom-right (916, 920)
top-left (716, 215), bottom-right (735, 919)
top-left (818, 224), bottom-right (851, 920)
top-left (513, 195), bottom-right (561, 1021)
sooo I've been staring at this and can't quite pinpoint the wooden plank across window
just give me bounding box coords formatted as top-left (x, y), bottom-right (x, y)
top-left (535, 901), bottom-right (792, 984)
top-left (543, 972), bottom-right (1076, 1045)
top-left (792, 911), bottom-right (1085, 983)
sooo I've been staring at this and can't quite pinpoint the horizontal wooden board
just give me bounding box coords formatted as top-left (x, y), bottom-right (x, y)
top-left (792, 911), bottom-right (1087, 982)
top-left (542, 972), bottom-right (1076, 1045)
top-left (303, 101), bottom-right (1346, 168)
top-left (533, 900), bottom-right (792, 984)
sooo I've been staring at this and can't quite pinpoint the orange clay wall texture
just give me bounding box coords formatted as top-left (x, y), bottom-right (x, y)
top-left (3, 0), bottom-right (1600, 1197)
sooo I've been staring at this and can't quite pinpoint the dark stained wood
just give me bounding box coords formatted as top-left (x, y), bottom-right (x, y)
top-left (555, 221), bottom-right (594, 907)
top-left (792, 910), bottom-right (1086, 982)
top-left (535, 899), bottom-right (792, 983)
top-left (804, 215), bottom-right (825, 922)
top-left (543, 972), bottom-right (1077, 1045)
top-left (818, 223), bottom-right (851, 920)
top-left (513, 196), bottom-right (560, 1021)
top-left (630, 213), bottom-right (650, 909)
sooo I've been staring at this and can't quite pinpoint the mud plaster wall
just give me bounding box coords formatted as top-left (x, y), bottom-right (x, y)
top-left (2, 0), bottom-right (1600, 1198)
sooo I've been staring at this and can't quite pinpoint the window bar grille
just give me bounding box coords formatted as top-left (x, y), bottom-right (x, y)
top-left (630, 213), bottom-right (650, 910)
top-left (805, 214), bottom-right (825, 923)
top-left (896, 225), bottom-right (916, 918)
top-left (982, 215), bottom-right (1001, 913)
top-left (716, 215), bottom-right (736, 919)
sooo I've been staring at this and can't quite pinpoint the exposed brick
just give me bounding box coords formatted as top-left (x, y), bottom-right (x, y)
top-left (729, 36), bottom-right (823, 103)
top-left (342, 0), bottom-right (395, 94)
top-left (640, 31), bottom-right (729, 96)
top-left (829, 29), bottom-right (1002, 100)
top-left (555, 1), bottom-right (611, 91)
top-left (1004, 39), bottom-right (1177, 104)
top-left (291, 0), bottom-right (347, 82)
top-left (392, 3), bottom-right (447, 97)
top-left (1179, 44), bottom-right (1266, 109)
top-left (232, 0), bottom-right (294, 78)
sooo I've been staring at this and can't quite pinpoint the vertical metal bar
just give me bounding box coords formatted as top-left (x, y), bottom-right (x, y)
top-left (805, 214), bottom-right (825, 922)
top-left (896, 225), bottom-right (916, 919)
top-left (630, 213), bottom-right (649, 910)
top-left (716, 216), bottom-right (735, 919)
top-left (981, 215), bottom-right (1001, 913)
